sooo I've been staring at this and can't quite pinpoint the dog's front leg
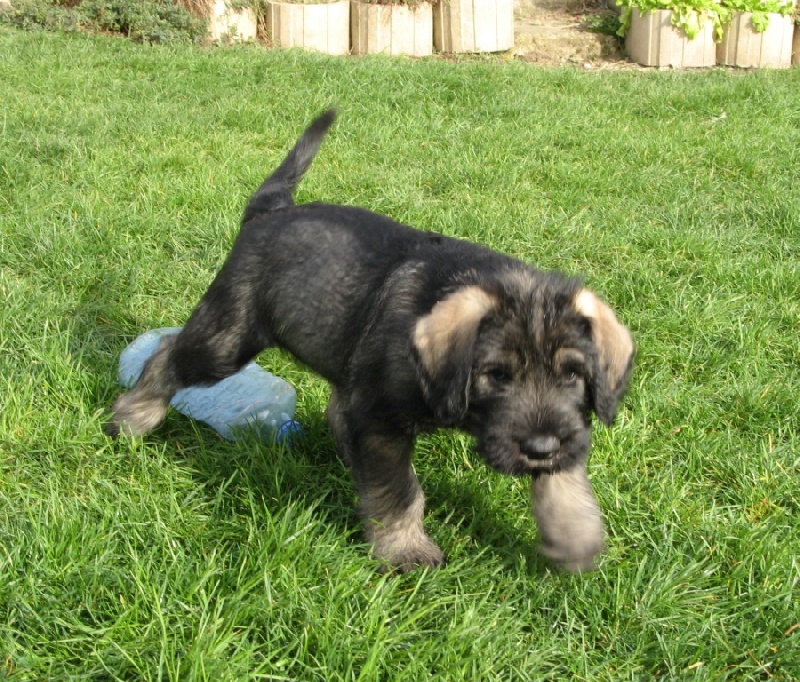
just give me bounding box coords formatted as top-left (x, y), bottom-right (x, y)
top-left (349, 427), bottom-right (445, 573)
top-left (531, 464), bottom-right (606, 572)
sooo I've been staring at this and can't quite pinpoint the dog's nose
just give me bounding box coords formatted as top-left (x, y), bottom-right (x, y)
top-left (521, 435), bottom-right (560, 459)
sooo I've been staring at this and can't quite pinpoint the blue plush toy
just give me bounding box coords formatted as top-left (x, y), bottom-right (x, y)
top-left (118, 327), bottom-right (302, 443)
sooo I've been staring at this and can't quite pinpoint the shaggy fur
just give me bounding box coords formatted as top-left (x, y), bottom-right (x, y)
top-left (107, 110), bottom-right (634, 573)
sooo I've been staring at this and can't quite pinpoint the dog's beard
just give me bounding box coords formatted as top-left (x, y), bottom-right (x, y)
top-left (467, 405), bottom-right (592, 476)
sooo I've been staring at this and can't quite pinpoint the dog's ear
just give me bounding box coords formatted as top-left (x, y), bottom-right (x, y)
top-left (574, 289), bottom-right (634, 425)
top-left (412, 286), bottom-right (496, 426)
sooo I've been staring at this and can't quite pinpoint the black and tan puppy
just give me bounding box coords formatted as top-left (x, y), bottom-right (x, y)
top-left (107, 110), bottom-right (634, 573)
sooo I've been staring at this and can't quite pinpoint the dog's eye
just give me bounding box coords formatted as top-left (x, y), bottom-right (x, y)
top-left (485, 367), bottom-right (513, 385)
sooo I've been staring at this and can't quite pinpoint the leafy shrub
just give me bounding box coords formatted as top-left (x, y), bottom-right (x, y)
top-left (583, 10), bottom-right (623, 36)
top-left (0, 0), bottom-right (208, 43)
top-left (616, 0), bottom-right (796, 38)
top-left (718, 0), bottom-right (794, 32)
top-left (615, 0), bottom-right (726, 39)
top-left (0, 0), bottom-right (86, 31)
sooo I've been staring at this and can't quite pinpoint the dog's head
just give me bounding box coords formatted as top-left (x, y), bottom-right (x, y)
top-left (412, 270), bottom-right (634, 476)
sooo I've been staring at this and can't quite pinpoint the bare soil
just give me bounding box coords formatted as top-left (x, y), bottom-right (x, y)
top-left (513, 0), bottom-right (639, 68)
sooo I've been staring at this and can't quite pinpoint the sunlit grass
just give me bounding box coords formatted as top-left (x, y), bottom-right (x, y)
top-left (1, 26), bottom-right (798, 680)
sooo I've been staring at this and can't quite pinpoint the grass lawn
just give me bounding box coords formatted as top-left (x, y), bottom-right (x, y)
top-left (1, 25), bottom-right (799, 681)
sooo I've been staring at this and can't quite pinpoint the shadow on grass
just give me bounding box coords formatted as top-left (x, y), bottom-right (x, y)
top-left (154, 406), bottom-right (549, 576)
top-left (425, 474), bottom-right (547, 575)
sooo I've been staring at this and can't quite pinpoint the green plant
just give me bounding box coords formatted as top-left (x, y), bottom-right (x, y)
top-left (0, 0), bottom-right (87, 31)
top-left (616, 0), bottom-right (727, 39)
top-left (719, 0), bottom-right (794, 31)
top-left (267, 0), bottom-right (347, 4)
top-left (583, 9), bottom-right (623, 36)
top-left (0, 0), bottom-right (208, 42)
top-left (353, 0), bottom-right (430, 6)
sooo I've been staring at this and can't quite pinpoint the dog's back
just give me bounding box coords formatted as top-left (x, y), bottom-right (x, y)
top-left (231, 111), bottom-right (501, 383)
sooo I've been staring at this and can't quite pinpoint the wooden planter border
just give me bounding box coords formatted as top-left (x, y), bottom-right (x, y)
top-left (433, 0), bottom-right (514, 53)
top-left (625, 8), bottom-right (715, 67)
top-left (351, 1), bottom-right (434, 56)
top-left (717, 11), bottom-right (794, 68)
top-left (266, 0), bottom-right (351, 55)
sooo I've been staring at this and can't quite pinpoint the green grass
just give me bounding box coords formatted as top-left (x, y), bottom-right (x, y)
top-left (1, 26), bottom-right (799, 680)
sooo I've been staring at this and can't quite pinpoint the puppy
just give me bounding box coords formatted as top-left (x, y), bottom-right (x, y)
top-left (107, 110), bottom-right (634, 573)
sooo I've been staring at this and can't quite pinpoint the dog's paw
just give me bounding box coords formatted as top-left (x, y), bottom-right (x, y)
top-left (105, 391), bottom-right (169, 438)
top-left (537, 533), bottom-right (604, 573)
top-left (373, 532), bottom-right (446, 574)
top-left (381, 544), bottom-right (447, 574)
top-left (103, 416), bottom-right (122, 439)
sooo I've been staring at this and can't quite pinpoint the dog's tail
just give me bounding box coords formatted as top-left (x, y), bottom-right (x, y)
top-left (242, 109), bottom-right (337, 224)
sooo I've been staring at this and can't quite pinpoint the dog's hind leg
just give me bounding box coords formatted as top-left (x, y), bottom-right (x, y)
top-left (349, 425), bottom-right (446, 572)
top-left (106, 333), bottom-right (182, 437)
top-left (106, 275), bottom-right (272, 438)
